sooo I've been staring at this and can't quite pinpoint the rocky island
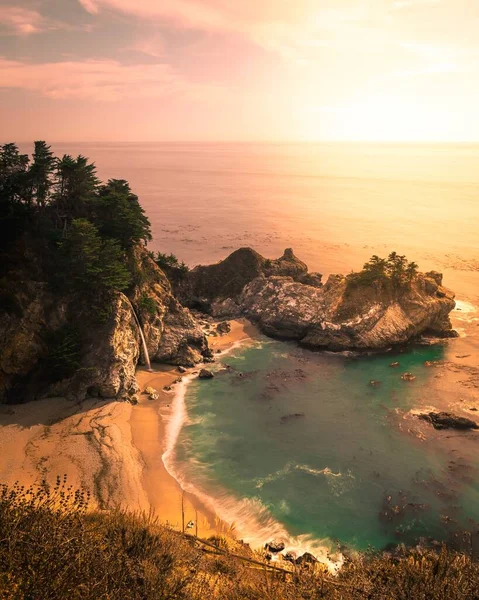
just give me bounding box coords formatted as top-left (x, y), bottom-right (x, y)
top-left (175, 247), bottom-right (457, 351)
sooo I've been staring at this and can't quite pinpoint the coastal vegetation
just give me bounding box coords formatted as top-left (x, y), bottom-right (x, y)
top-left (0, 141), bottom-right (151, 300)
top-left (347, 252), bottom-right (419, 288)
top-left (1, 481), bottom-right (478, 600)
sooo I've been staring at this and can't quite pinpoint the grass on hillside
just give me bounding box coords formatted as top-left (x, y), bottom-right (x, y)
top-left (1, 479), bottom-right (479, 600)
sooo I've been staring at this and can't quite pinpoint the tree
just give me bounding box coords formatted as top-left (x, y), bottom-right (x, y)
top-left (405, 261), bottom-right (418, 281)
top-left (348, 252), bottom-right (420, 289)
top-left (0, 143), bottom-right (30, 205)
top-left (91, 179), bottom-right (151, 248)
top-left (0, 144), bottom-right (31, 250)
top-left (58, 219), bottom-right (130, 294)
top-left (53, 154), bottom-right (99, 223)
top-left (29, 141), bottom-right (56, 209)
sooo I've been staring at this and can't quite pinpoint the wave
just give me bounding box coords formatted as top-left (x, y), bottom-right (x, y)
top-left (161, 367), bottom-right (342, 571)
top-left (254, 461), bottom-right (344, 489)
top-left (454, 299), bottom-right (477, 314)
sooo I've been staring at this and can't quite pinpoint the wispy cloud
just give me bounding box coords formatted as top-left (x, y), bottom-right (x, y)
top-left (0, 6), bottom-right (48, 35)
top-left (0, 57), bottom-right (219, 100)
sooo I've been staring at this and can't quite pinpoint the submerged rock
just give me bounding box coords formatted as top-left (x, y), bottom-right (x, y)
top-left (418, 411), bottom-right (479, 430)
top-left (401, 372), bottom-right (416, 382)
top-left (280, 413), bottom-right (305, 423)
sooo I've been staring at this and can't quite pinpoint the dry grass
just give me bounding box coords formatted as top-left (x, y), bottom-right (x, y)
top-left (1, 480), bottom-right (479, 599)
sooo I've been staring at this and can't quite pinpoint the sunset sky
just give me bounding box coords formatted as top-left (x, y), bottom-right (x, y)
top-left (1, 0), bottom-right (478, 142)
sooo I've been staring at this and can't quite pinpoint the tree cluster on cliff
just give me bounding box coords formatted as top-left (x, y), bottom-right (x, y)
top-left (347, 252), bottom-right (419, 288)
top-left (0, 142), bottom-right (151, 298)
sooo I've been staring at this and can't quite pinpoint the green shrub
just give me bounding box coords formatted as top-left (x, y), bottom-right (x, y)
top-left (138, 294), bottom-right (157, 316)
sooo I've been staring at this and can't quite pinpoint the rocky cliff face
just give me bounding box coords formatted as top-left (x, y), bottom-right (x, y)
top-left (240, 271), bottom-right (456, 350)
top-left (129, 248), bottom-right (209, 367)
top-left (0, 248), bottom-right (208, 403)
top-left (177, 248), bottom-right (456, 350)
top-left (175, 247), bottom-right (322, 314)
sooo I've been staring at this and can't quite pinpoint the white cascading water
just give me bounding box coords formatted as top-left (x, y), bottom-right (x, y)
top-left (128, 299), bottom-right (153, 372)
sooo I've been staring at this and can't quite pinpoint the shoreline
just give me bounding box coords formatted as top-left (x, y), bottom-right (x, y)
top-left (131, 318), bottom-right (259, 538)
top-left (0, 306), bottom-right (476, 567)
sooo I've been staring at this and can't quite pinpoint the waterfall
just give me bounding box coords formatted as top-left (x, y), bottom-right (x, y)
top-left (127, 298), bottom-right (153, 372)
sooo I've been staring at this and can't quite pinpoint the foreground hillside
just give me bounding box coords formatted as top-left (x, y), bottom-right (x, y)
top-left (0, 482), bottom-right (478, 600)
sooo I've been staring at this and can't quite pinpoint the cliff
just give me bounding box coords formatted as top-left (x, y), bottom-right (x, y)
top-left (0, 243), bottom-right (456, 403)
top-left (177, 248), bottom-right (456, 350)
top-left (0, 248), bottom-right (208, 403)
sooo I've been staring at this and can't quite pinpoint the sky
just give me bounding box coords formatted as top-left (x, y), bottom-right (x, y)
top-left (0, 0), bottom-right (478, 142)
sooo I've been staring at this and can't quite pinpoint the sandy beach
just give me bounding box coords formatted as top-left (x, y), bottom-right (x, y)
top-left (0, 318), bottom-right (258, 538)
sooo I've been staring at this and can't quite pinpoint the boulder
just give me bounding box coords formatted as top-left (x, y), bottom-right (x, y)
top-left (216, 321), bottom-right (231, 335)
top-left (419, 412), bottom-right (479, 430)
top-left (296, 552), bottom-right (318, 565)
top-left (198, 369), bottom-right (214, 379)
top-left (284, 551), bottom-right (297, 564)
top-left (265, 540), bottom-right (285, 553)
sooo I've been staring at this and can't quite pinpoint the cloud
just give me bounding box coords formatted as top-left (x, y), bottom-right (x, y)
top-left (77, 0), bottom-right (323, 49)
top-left (0, 57), bottom-right (219, 101)
top-left (75, 0), bottom-right (404, 60)
top-left (0, 6), bottom-right (47, 34)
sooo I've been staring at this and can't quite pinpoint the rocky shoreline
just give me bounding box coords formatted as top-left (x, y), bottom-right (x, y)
top-left (0, 246), bottom-right (458, 404)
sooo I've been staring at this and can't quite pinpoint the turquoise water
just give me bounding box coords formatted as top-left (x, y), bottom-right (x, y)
top-left (175, 340), bottom-right (479, 553)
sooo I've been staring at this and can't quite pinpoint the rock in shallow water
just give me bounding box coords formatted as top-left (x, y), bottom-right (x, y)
top-left (198, 369), bottom-right (214, 379)
top-left (265, 540), bottom-right (285, 553)
top-left (418, 411), bottom-right (479, 430)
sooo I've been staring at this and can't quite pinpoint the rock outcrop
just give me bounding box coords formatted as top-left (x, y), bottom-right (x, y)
top-left (175, 247), bottom-right (321, 313)
top-left (176, 248), bottom-right (456, 351)
top-left (129, 248), bottom-right (209, 367)
top-left (0, 248), bottom-right (208, 403)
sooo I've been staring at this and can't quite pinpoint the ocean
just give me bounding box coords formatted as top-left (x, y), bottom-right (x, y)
top-left (29, 141), bottom-right (479, 556)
